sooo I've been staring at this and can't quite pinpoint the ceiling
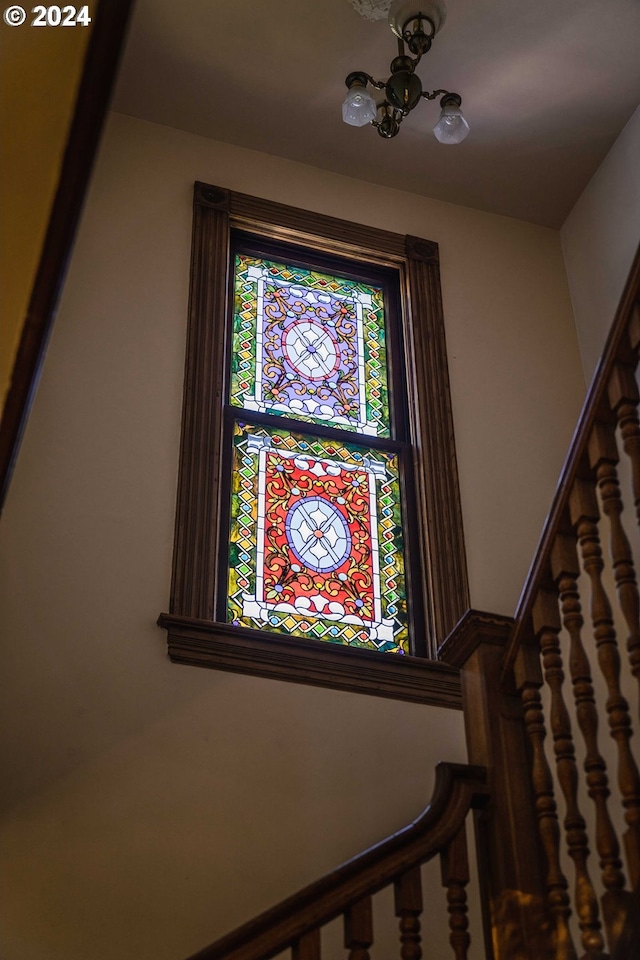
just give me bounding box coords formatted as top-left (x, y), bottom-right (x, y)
top-left (112, 0), bottom-right (640, 227)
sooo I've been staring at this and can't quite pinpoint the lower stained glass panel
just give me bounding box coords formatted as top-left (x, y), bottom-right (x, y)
top-left (228, 421), bottom-right (408, 654)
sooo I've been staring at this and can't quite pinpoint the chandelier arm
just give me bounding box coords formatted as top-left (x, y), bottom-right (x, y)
top-left (371, 98), bottom-right (390, 124)
top-left (421, 88), bottom-right (451, 100)
top-left (365, 75), bottom-right (388, 90)
top-left (372, 101), bottom-right (404, 121)
top-left (402, 14), bottom-right (437, 42)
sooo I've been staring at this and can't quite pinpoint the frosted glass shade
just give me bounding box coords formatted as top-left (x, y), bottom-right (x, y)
top-left (342, 84), bottom-right (378, 127)
top-left (433, 102), bottom-right (470, 144)
top-left (388, 0), bottom-right (447, 39)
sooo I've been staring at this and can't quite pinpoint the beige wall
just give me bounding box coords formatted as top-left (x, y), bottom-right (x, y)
top-left (0, 113), bottom-right (585, 960)
top-left (561, 105), bottom-right (640, 382)
top-left (0, 12), bottom-right (93, 412)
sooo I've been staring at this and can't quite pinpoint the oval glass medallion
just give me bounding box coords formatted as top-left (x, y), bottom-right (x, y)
top-left (285, 497), bottom-right (352, 573)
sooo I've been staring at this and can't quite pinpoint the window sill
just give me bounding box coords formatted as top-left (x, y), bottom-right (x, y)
top-left (158, 613), bottom-right (462, 708)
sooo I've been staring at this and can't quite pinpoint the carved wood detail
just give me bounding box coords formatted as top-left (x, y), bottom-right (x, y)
top-left (626, 301), bottom-right (640, 356)
top-left (551, 533), bottom-right (627, 944)
top-left (438, 608), bottom-right (514, 667)
top-left (292, 929), bottom-right (320, 960)
top-left (194, 182), bottom-right (231, 210)
top-left (441, 609), bottom-right (554, 960)
top-left (344, 896), bottom-right (373, 960)
top-left (515, 640), bottom-right (578, 960)
top-left (532, 589), bottom-right (606, 958)
top-left (571, 477), bottom-right (640, 892)
top-left (395, 866), bottom-right (423, 960)
top-left (589, 419), bottom-right (640, 726)
top-left (405, 235), bottom-right (440, 263)
top-left (608, 363), bottom-right (640, 529)
top-left (440, 826), bottom-right (471, 960)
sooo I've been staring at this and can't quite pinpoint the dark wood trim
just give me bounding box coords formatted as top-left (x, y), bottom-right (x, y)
top-left (225, 187), bottom-right (408, 264)
top-left (164, 183), bottom-right (469, 698)
top-left (182, 761), bottom-right (487, 960)
top-left (194, 182), bottom-right (231, 211)
top-left (226, 408), bottom-right (407, 453)
top-left (438, 608), bottom-right (514, 669)
top-left (170, 199), bottom-right (230, 619)
top-left (0, 0), bottom-right (136, 513)
top-left (440, 608), bottom-right (554, 960)
top-left (404, 249), bottom-right (470, 652)
top-left (159, 613), bottom-right (462, 708)
top-left (405, 235), bottom-right (440, 264)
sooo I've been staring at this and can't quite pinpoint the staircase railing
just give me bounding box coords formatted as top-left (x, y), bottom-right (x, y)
top-left (486, 243), bottom-right (640, 960)
top-left (181, 247), bottom-right (640, 960)
top-left (183, 762), bottom-right (488, 960)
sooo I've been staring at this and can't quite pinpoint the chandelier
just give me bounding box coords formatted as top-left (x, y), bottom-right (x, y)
top-left (343, 0), bottom-right (469, 143)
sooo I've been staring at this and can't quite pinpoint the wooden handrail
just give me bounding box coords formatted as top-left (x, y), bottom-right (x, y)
top-left (183, 762), bottom-right (488, 960)
top-left (178, 250), bottom-right (640, 960)
top-left (0, 0), bottom-right (136, 512)
top-left (503, 241), bottom-right (640, 680)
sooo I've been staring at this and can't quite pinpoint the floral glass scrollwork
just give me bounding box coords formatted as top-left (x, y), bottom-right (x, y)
top-left (228, 421), bottom-right (408, 654)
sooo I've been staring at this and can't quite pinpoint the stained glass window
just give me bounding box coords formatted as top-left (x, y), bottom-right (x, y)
top-left (224, 245), bottom-right (412, 657)
top-left (164, 185), bottom-right (470, 694)
top-left (228, 421), bottom-right (408, 653)
top-left (230, 255), bottom-right (390, 438)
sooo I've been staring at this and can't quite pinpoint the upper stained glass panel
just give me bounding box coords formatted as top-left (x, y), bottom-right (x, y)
top-left (230, 255), bottom-right (390, 438)
top-left (228, 421), bottom-right (408, 654)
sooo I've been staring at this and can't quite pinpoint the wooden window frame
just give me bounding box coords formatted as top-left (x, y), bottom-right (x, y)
top-left (158, 182), bottom-right (469, 708)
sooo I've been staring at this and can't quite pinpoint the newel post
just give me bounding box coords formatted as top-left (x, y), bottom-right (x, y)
top-left (439, 610), bottom-right (554, 960)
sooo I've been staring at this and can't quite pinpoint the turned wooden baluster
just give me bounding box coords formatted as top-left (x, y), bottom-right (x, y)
top-left (571, 476), bottom-right (640, 891)
top-left (395, 865), bottom-right (423, 960)
top-left (344, 896), bottom-right (373, 960)
top-left (600, 385), bottom-right (640, 716)
top-left (292, 928), bottom-right (321, 960)
top-left (589, 419), bottom-right (640, 705)
top-left (514, 639), bottom-right (578, 960)
top-left (609, 361), bottom-right (640, 530)
top-left (533, 588), bottom-right (607, 959)
top-left (551, 532), bottom-right (629, 946)
top-left (626, 300), bottom-right (640, 356)
top-left (440, 825), bottom-right (470, 960)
